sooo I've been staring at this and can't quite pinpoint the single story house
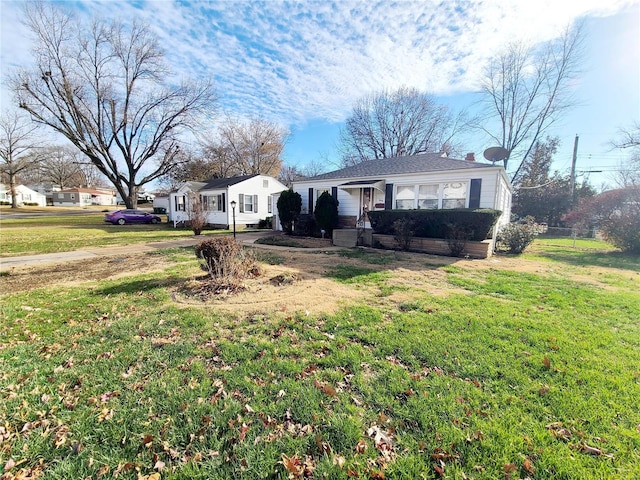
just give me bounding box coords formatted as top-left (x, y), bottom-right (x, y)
top-left (53, 187), bottom-right (116, 206)
top-left (152, 194), bottom-right (170, 214)
top-left (168, 174), bottom-right (287, 228)
top-left (288, 152), bottom-right (512, 252)
top-left (0, 184), bottom-right (47, 206)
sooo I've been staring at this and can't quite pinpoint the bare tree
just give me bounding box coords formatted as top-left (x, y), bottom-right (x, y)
top-left (215, 116), bottom-right (288, 177)
top-left (33, 145), bottom-right (84, 189)
top-left (339, 86), bottom-right (464, 165)
top-left (278, 164), bottom-right (305, 187)
top-left (0, 111), bottom-right (41, 208)
top-left (479, 25), bottom-right (584, 181)
top-left (611, 122), bottom-right (640, 192)
top-left (11, 2), bottom-right (216, 208)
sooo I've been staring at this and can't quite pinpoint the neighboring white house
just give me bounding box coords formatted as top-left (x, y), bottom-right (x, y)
top-left (168, 174), bottom-right (287, 228)
top-left (290, 152), bottom-right (512, 230)
top-left (152, 194), bottom-right (170, 213)
top-left (0, 184), bottom-right (47, 207)
top-left (53, 187), bottom-right (116, 206)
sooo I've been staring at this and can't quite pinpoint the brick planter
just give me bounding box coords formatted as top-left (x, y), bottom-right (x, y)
top-left (371, 234), bottom-right (494, 259)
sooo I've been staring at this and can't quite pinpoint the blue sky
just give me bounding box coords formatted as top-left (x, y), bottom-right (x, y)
top-left (1, 0), bottom-right (638, 188)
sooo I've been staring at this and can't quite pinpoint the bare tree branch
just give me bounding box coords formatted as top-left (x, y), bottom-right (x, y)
top-left (10, 2), bottom-right (216, 208)
top-left (478, 24), bottom-right (584, 181)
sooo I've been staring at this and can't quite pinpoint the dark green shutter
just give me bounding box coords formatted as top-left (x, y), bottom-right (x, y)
top-left (308, 188), bottom-right (314, 212)
top-left (469, 179), bottom-right (482, 209)
top-left (331, 186), bottom-right (337, 199)
top-left (385, 183), bottom-right (394, 210)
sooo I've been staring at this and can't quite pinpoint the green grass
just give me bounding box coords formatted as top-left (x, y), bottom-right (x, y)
top-left (0, 214), bottom-right (231, 256)
top-left (1, 226), bottom-right (639, 478)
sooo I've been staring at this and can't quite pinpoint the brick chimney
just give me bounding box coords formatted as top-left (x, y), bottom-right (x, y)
top-left (465, 153), bottom-right (475, 162)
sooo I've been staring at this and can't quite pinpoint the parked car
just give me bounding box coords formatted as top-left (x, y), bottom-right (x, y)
top-left (104, 209), bottom-right (162, 225)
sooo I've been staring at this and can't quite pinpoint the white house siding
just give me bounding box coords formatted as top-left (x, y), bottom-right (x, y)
top-left (292, 167), bottom-right (510, 222)
top-left (227, 176), bottom-right (285, 226)
top-left (169, 175), bottom-right (286, 227)
top-left (1, 185), bottom-right (47, 206)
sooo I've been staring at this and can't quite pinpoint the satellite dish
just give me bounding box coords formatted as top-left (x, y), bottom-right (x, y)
top-left (483, 146), bottom-right (509, 163)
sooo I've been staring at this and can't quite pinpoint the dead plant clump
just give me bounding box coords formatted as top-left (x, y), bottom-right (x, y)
top-left (191, 237), bottom-right (263, 296)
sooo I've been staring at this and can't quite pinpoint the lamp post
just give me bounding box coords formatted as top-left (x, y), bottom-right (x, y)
top-left (230, 200), bottom-right (237, 238)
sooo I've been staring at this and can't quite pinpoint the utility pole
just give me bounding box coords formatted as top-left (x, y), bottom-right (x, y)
top-left (570, 134), bottom-right (579, 203)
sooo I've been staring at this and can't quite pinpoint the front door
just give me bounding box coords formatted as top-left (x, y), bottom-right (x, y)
top-left (360, 188), bottom-right (372, 227)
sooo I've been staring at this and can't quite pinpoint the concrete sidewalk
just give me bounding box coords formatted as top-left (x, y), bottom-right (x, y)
top-left (0, 232), bottom-right (338, 271)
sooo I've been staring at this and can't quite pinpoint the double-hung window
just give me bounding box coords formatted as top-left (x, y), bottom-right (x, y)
top-left (417, 184), bottom-right (439, 209)
top-left (395, 185), bottom-right (415, 210)
top-left (239, 194), bottom-right (258, 213)
top-left (442, 182), bottom-right (467, 209)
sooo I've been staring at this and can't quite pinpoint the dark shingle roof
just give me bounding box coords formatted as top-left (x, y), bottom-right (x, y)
top-left (303, 153), bottom-right (495, 181)
top-left (201, 174), bottom-right (258, 190)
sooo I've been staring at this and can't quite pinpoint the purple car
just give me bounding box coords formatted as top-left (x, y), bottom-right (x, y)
top-left (104, 209), bottom-right (162, 225)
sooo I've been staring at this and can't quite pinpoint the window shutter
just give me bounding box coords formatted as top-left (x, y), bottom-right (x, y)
top-left (239, 194), bottom-right (245, 213)
top-left (308, 188), bottom-right (314, 212)
top-left (222, 193), bottom-right (226, 212)
top-left (268, 195), bottom-right (272, 213)
top-left (331, 186), bottom-right (337, 199)
top-left (469, 179), bottom-right (482, 209)
top-left (253, 195), bottom-right (258, 213)
top-left (385, 183), bottom-right (394, 210)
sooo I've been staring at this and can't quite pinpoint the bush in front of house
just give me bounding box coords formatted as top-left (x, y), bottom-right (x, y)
top-left (314, 191), bottom-right (339, 235)
top-left (292, 214), bottom-right (318, 236)
top-left (393, 217), bottom-right (415, 251)
top-left (368, 209), bottom-right (502, 241)
top-left (277, 189), bottom-right (302, 234)
top-left (496, 217), bottom-right (538, 254)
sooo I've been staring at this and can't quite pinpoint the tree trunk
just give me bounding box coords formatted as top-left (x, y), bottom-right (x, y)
top-left (9, 175), bottom-right (18, 209)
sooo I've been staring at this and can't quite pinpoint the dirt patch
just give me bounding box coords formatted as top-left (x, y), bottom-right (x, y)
top-left (2, 244), bottom-right (632, 316)
top-left (0, 253), bottom-right (174, 294)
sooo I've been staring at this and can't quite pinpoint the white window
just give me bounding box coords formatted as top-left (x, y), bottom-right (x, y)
top-left (57, 193), bottom-right (64, 199)
top-left (202, 195), bottom-right (216, 211)
top-left (417, 184), bottom-right (439, 209)
top-left (176, 195), bottom-right (185, 211)
top-left (395, 185), bottom-right (415, 210)
top-left (442, 182), bottom-right (467, 209)
top-left (238, 194), bottom-right (258, 213)
top-left (263, 179), bottom-right (269, 188)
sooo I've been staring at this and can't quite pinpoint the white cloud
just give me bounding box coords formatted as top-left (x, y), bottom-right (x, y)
top-left (1, 0), bottom-right (636, 127)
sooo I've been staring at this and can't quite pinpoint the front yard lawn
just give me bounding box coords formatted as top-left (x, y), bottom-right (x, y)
top-left (0, 237), bottom-right (638, 479)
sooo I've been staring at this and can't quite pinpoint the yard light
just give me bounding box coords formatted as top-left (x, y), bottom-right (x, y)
top-left (230, 200), bottom-right (237, 238)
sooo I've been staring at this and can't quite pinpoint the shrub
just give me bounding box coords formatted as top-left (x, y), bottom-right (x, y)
top-left (292, 214), bottom-right (318, 237)
top-left (194, 237), bottom-right (260, 289)
top-left (277, 189), bottom-right (302, 234)
top-left (393, 218), bottom-right (415, 251)
top-left (258, 216), bottom-right (273, 229)
top-left (368, 209), bottom-right (501, 241)
top-left (446, 223), bottom-right (470, 257)
top-left (564, 187), bottom-right (640, 254)
top-left (314, 191), bottom-right (339, 235)
top-left (186, 193), bottom-right (207, 235)
top-left (497, 217), bottom-right (538, 254)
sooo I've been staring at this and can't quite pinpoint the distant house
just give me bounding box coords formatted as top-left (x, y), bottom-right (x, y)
top-left (0, 184), bottom-right (47, 207)
top-left (168, 174), bottom-right (287, 228)
top-left (152, 194), bottom-right (170, 214)
top-left (53, 187), bottom-right (116, 206)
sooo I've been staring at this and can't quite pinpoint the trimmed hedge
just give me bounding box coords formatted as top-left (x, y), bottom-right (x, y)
top-left (367, 209), bottom-right (502, 241)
